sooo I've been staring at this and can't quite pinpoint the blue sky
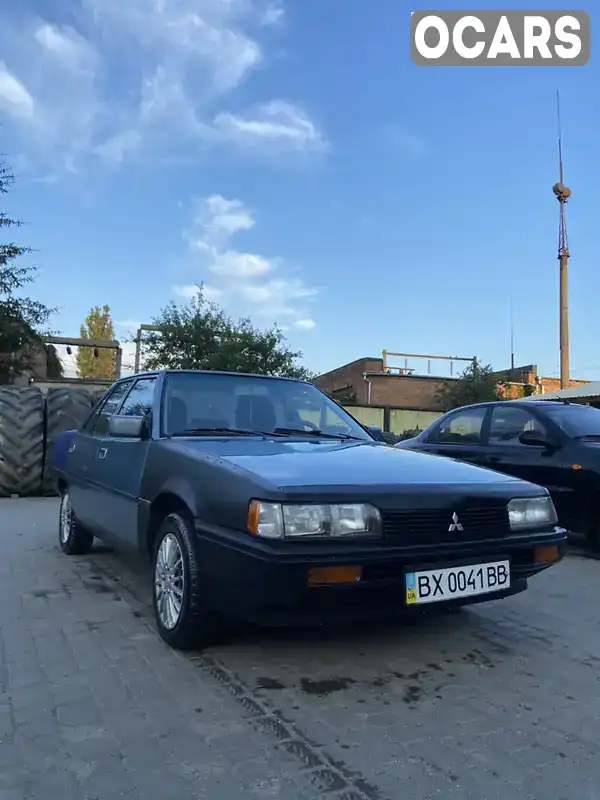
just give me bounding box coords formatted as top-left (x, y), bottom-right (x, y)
top-left (0, 0), bottom-right (597, 379)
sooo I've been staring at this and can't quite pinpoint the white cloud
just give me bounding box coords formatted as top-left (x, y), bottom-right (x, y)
top-left (211, 251), bottom-right (272, 278)
top-left (261, 3), bottom-right (285, 26)
top-left (212, 101), bottom-right (327, 153)
top-left (94, 130), bottom-right (142, 166)
top-left (174, 194), bottom-right (317, 329)
top-left (0, 1), bottom-right (326, 171)
top-left (294, 318), bottom-right (316, 330)
top-left (193, 195), bottom-right (255, 242)
top-left (34, 24), bottom-right (98, 73)
top-left (0, 64), bottom-right (34, 119)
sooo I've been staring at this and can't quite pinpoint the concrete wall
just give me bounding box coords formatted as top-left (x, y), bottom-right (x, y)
top-left (341, 404), bottom-right (442, 436)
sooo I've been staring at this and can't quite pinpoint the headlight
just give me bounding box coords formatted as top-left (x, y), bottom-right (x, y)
top-left (247, 500), bottom-right (382, 539)
top-left (508, 496), bottom-right (557, 530)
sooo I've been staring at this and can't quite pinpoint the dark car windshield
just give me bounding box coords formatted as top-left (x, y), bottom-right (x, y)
top-left (541, 403), bottom-right (600, 438)
top-left (161, 372), bottom-right (371, 440)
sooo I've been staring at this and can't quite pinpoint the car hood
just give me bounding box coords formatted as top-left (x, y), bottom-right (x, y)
top-left (170, 437), bottom-right (528, 491)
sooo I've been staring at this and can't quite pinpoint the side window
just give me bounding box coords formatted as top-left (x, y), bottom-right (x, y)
top-left (489, 407), bottom-right (545, 445)
top-left (428, 408), bottom-right (487, 445)
top-left (88, 381), bottom-right (134, 437)
top-left (119, 377), bottom-right (157, 417)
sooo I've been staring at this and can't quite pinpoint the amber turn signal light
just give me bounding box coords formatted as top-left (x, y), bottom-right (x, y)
top-left (247, 500), bottom-right (260, 535)
top-left (534, 545), bottom-right (560, 564)
top-left (307, 565), bottom-right (362, 586)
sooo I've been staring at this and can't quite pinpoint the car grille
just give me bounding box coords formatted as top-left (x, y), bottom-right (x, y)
top-left (381, 504), bottom-right (510, 545)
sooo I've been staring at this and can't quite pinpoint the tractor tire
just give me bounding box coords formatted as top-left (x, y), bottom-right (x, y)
top-left (42, 388), bottom-right (93, 495)
top-left (0, 387), bottom-right (45, 497)
top-left (88, 388), bottom-right (107, 409)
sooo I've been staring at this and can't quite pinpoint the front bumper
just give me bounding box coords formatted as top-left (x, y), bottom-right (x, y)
top-left (194, 523), bottom-right (568, 626)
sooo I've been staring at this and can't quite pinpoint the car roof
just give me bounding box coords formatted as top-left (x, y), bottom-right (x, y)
top-left (445, 399), bottom-right (571, 413)
top-left (115, 369), bottom-right (308, 384)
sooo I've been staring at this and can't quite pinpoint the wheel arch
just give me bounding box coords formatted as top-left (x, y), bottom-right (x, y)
top-left (144, 491), bottom-right (195, 561)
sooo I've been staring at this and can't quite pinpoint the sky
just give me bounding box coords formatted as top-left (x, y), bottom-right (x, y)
top-left (0, 0), bottom-right (598, 380)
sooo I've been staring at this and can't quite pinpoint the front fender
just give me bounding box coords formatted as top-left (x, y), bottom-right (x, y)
top-left (150, 476), bottom-right (201, 517)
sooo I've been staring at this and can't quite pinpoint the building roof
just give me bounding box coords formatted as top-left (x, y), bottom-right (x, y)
top-left (522, 380), bottom-right (600, 402)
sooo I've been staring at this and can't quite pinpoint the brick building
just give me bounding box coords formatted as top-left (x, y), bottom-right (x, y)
top-left (315, 356), bottom-right (589, 412)
top-left (315, 357), bottom-right (453, 410)
top-left (491, 364), bottom-right (589, 397)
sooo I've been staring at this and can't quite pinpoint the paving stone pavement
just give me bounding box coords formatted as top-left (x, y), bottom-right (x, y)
top-left (2, 498), bottom-right (600, 800)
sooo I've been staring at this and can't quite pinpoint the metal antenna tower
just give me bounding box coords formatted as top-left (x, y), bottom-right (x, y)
top-left (552, 90), bottom-right (571, 389)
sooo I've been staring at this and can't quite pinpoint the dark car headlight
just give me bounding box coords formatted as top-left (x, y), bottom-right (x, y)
top-left (247, 500), bottom-right (382, 539)
top-left (508, 496), bottom-right (557, 530)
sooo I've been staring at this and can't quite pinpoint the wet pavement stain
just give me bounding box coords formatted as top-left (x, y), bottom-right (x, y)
top-left (370, 676), bottom-right (391, 688)
top-left (463, 649), bottom-right (495, 669)
top-left (402, 685), bottom-right (423, 705)
top-left (255, 676), bottom-right (285, 690)
top-left (300, 677), bottom-right (356, 696)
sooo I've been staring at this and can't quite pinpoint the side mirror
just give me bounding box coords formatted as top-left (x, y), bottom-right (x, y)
top-left (367, 425), bottom-right (385, 441)
top-left (108, 415), bottom-right (146, 439)
top-left (518, 429), bottom-right (558, 448)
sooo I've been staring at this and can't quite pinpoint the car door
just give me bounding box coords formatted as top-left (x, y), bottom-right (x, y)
top-left (483, 405), bottom-right (568, 504)
top-left (417, 406), bottom-right (491, 467)
top-left (93, 376), bottom-right (158, 547)
top-left (68, 380), bottom-right (134, 532)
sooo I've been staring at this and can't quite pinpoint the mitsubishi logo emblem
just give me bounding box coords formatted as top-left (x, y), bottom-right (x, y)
top-left (448, 512), bottom-right (463, 532)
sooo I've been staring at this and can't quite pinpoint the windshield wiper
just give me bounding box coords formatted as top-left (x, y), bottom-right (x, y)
top-left (272, 427), bottom-right (362, 441)
top-left (169, 427), bottom-right (285, 438)
top-left (575, 434), bottom-right (600, 441)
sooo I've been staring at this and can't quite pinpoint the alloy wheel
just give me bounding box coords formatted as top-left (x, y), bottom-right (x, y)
top-left (154, 533), bottom-right (185, 630)
top-left (60, 492), bottom-right (72, 544)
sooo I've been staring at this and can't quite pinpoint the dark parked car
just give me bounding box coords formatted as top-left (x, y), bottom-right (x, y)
top-left (53, 370), bottom-right (566, 651)
top-left (396, 399), bottom-right (600, 547)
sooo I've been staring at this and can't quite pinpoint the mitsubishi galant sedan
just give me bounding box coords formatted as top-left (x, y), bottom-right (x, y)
top-left (52, 370), bottom-right (567, 650)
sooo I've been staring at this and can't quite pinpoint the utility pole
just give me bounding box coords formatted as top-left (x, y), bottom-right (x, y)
top-left (552, 90), bottom-right (571, 389)
top-left (134, 324), bottom-right (163, 373)
top-left (509, 292), bottom-right (515, 371)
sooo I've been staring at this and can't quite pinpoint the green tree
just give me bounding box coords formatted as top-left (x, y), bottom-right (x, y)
top-left (76, 304), bottom-right (116, 379)
top-left (141, 285), bottom-right (312, 379)
top-left (436, 358), bottom-right (502, 411)
top-left (0, 160), bottom-right (56, 384)
top-left (326, 389), bottom-right (357, 404)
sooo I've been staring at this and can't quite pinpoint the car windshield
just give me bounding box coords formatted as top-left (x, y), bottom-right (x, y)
top-left (161, 372), bottom-right (371, 440)
top-left (541, 403), bottom-right (600, 437)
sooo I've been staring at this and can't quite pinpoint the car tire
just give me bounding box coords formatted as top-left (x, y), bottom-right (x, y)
top-left (59, 488), bottom-right (95, 555)
top-left (152, 512), bottom-right (220, 651)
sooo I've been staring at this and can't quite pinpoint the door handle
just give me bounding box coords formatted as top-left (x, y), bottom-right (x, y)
top-left (488, 456), bottom-right (500, 463)
top-left (98, 448), bottom-right (107, 460)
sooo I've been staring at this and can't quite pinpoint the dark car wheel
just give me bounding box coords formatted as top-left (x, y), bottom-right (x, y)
top-left (59, 488), bottom-right (94, 555)
top-left (152, 512), bottom-right (220, 651)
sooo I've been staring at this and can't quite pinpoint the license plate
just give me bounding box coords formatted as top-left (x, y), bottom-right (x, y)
top-left (405, 560), bottom-right (510, 605)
